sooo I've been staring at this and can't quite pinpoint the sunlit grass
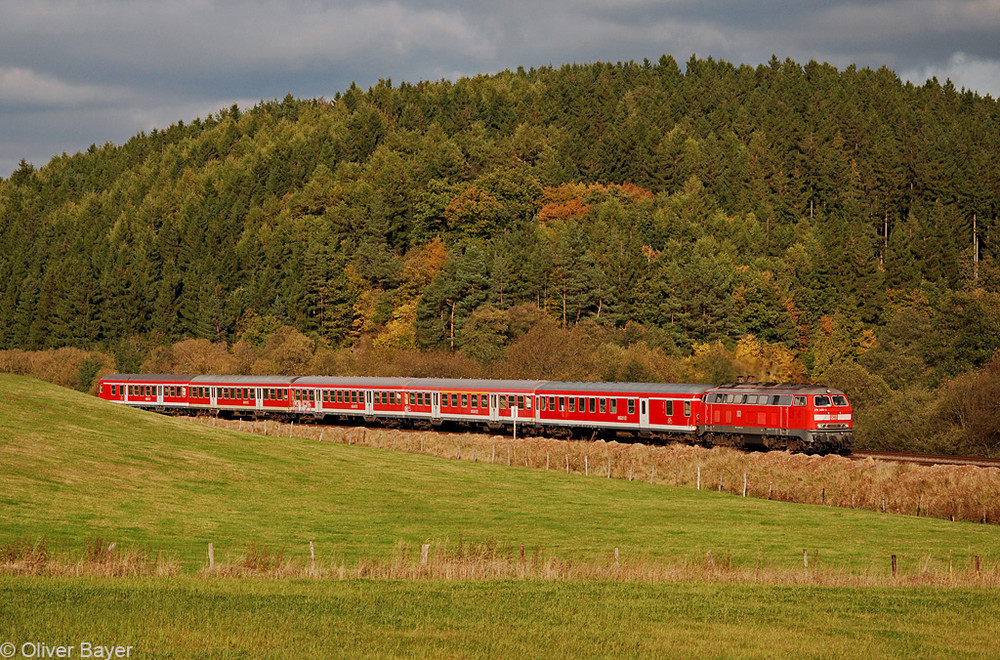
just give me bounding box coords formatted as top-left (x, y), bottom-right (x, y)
top-left (2, 577), bottom-right (999, 659)
top-left (2, 373), bottom-right (1000, 578)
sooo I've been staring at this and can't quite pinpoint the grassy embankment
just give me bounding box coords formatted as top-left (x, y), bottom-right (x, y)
top-left (3, 373), bottom-right (999, 576)
top-left (4, 373), bottom-right (1000, 657)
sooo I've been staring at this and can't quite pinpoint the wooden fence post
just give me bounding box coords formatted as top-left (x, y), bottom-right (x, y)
top-left (743, 473), bottom-right (747, 497)
top-left (565, 454), bottom-right (569, 474)
top-left (803, 549), bottom-right (808, 571)
top-left (614, 547), bottom-right (620, 568)
top-left (891, 554), bottom-right (897, 579)
top-left (421, 543), bottom-right (430, 566)
top-left (697, 466), bottom-right (701, 490)
top-left (208, 543), bottom-right (214, 570)
top-left (310, 541), bottom-right (316, 575)
top-left (650, 465), bottom-right (655, 484)
top-left (585, 455), bottom-right (589, 476)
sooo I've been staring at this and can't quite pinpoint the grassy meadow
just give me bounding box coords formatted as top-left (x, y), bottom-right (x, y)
top-left (2, 373), bottom-right (999, 575)
top-left (2, 577), bottom-right (1000, 659)
top-left (4, 373), bottom-right (1000, 657)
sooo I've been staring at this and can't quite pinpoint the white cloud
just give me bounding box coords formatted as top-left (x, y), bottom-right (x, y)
top-left (0, 67), bottom-right (128, 107)
top-left (900, 52), bottom-right (1000, 97)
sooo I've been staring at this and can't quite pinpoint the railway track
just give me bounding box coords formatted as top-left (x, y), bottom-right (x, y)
top-left (850, 450), bottom-right (1000, 468)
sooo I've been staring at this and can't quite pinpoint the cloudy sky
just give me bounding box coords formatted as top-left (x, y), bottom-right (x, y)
top-left (2, 0), bottom-right (999, 178)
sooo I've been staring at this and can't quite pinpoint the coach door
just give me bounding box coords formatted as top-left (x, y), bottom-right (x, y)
top-left (432, 392), bottom-right (441, 420)
top-left (489, 394), bottom-right (499, 422)
top-left (639, 398), bottom-right (650, 430)
top-left (364, 390), bottom-right (373, 416)
top-left (156, 385), bottom-right (164, 405)
top-left (256, 388), bottom-right (264, 411)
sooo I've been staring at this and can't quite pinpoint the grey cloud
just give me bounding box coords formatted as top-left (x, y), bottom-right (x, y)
top-left (3, 0), bottom-right (1000, 176)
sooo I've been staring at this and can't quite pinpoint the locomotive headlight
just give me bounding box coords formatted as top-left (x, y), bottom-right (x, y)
top-left (818, 423), bottom-right (848, 430)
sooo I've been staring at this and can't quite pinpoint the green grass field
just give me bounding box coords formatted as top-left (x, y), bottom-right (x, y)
top-left (4, 373), bottom-right (1000, 657)
top-left (3, 577), bottom-right (1000, 659)
top-left (2, 374), bottom-right (997, 573)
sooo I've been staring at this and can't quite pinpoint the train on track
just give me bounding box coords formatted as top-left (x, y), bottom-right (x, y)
top-left (98, 374), bottom-right (854, 454)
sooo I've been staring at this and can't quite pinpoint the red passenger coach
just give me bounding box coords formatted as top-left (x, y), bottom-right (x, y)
top-left (188, 375), bottom-right (297, 415)
top-left (98, 374), bottom-right (194, 410)
top-left (534, 382), bottom-right (711, 438)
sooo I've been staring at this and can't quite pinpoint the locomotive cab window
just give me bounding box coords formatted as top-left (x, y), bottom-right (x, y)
top-left (814, 395), bottom-right (831, 407)
top-left (832, 395), bottom-right (848, 406)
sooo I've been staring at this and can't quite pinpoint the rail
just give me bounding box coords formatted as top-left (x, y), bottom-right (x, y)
top-left (850, 450), bottom-right (1000, 469)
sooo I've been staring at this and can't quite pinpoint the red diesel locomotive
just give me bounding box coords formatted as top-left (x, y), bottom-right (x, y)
top-left (98, 374), bottom-right (853, 454)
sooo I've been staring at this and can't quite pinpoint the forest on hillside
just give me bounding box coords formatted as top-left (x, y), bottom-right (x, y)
top-left (2, 56), bottom-right (1000, 454)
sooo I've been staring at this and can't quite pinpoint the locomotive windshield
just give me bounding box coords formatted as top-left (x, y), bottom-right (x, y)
top-left (832, 395), bottom-right (849, 406)
top-left (814, 395), bottom-right (831, 407)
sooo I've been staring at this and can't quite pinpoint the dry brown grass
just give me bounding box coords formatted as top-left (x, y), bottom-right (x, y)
top-left (200, 416), bottom-right (1000, 526)
top-left (195, 539), bottom-right (1000, 588)
top-left (0, 537), bottom-right (180, 577)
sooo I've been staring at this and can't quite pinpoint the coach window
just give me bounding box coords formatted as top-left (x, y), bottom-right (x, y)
top-left (684, 401), bottom-right (692, 417)
top-left (480, 394), bottom-right (488, 408)
top-left (568, 398), bottom-right (575, 412)
top-left (588, 398), bottom-right (596, 413)
top-left (814, 395), bottom-right (831, 407)
top-left (499, 396), bottom-right (508, 410)
top-left (610, 399), bottom-right (617, 414)
top-left (793, 396), bottom-right (807, 407)
top-left (461, 394), bottom-right (468, 408)
top-left (664, 400), bottom-right (673, 416)
top-left (599, 399), bottom-right (606, 414)
top-left (558, 397), bottom-right (565, 412)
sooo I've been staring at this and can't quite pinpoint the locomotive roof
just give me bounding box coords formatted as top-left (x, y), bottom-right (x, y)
top-left (536, 381), bottom-right (712, 394)
top-left (709, 382), bottom-right (845, 395)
